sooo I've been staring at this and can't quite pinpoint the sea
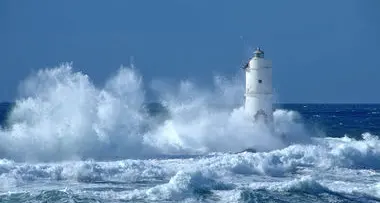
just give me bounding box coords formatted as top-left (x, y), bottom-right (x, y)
top-left (0, 64), bottom-right (379, 202)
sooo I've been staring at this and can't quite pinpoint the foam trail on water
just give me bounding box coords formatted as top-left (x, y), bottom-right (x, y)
top-left (0, 63), bottom-right (312, 161)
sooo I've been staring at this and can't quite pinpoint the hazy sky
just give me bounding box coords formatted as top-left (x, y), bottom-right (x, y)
top-left (1, 0), bottom-right (380, 103)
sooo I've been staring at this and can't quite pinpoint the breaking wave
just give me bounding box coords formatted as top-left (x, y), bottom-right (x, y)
top-left (1, 131), bottom-right (380, 201)
top-left (0, 63), bottom-right (314, 162)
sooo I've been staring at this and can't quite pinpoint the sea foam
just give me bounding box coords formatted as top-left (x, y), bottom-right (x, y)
top-left (0, 63), bottom-right (313, 161)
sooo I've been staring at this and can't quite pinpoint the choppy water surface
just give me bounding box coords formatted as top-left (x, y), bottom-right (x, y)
top-left (0, 64), bottom-right (379, 202)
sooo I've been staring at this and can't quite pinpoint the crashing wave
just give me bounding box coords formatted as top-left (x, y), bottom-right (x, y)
top-left (0, 63), bottom-right (315, 161)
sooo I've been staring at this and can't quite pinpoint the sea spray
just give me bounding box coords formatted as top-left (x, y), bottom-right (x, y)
top-left (0, 63), bottom-right (311, 162)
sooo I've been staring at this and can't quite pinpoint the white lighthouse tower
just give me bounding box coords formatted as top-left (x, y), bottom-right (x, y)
top-left (243, 47), bottom-right (273, 123)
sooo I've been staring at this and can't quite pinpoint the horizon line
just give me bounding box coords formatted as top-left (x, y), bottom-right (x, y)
top-left (1, 101), bottom-right (380, 105)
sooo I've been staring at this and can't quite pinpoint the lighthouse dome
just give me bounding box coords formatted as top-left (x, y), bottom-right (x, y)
top-left (253, 48), bottom-right (264, 58)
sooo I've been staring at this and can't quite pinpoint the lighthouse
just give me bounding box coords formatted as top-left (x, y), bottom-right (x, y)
top-left (243, 48), bottom-right (273, 123)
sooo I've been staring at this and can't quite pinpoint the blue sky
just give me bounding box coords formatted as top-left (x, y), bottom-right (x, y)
top-left (1, 0), bottom-right (379, 103)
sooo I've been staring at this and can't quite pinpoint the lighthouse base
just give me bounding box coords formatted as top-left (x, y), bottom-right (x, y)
top-left (235, 148), bottom-right (257, 154)
top-left (244, 110), bottom-right (273, 125)
top-left (244, 94), bottom-right (273, 123)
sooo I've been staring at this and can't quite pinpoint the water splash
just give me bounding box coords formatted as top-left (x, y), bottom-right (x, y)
top-left (0, 63), bottom-right (311, 161)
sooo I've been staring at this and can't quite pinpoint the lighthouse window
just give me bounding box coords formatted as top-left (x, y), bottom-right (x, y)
top-left (258, 79), bottom-right (262, 83)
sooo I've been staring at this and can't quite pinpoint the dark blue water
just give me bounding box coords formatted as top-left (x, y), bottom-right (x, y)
top-left (0, 102), bottom-right (12, 127)
top-left (280, 103), bottom-right (380, 138)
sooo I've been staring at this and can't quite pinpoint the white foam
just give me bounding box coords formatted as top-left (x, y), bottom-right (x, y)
top-left (266, 176), bottom-right (328, 193)
top-left (1, 135), bottom-right (380, 184)
top-left (0, 63), bottom-right (312, 161)
top-left (124, 170), bottom-right (233, 201)
top-left (1, 132), bottom-right (380, 200)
